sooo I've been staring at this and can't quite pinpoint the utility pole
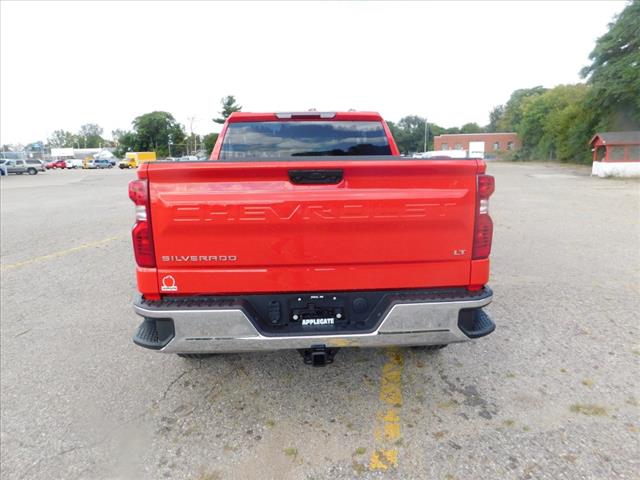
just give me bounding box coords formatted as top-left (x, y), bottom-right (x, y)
top-left (188, 116), bottom-right (196, 155)
top-left (423, 117), bottom-right (428, 153)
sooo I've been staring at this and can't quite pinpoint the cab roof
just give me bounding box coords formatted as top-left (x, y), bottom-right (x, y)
top-left (227, 111), bottom-right (384, 122)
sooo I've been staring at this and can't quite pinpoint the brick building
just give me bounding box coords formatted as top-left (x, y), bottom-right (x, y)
top-left (433, 132), bottom-right (521, 154)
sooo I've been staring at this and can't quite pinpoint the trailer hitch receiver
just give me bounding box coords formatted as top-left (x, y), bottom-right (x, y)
top-left (299, 345), bottom-right (338, 367)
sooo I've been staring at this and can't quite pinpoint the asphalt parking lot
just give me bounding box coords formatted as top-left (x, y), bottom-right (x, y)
top-left (1, 163), bottom-right (638, 479)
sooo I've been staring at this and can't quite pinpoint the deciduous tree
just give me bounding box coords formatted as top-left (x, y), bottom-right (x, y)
top-left (131, 111), bottom-right (186, 157)
top-left (203, 133), bottom-right (219, 156)
top-left (77, 123), bottom-right (104, 148)
top-left (581, 0), bottom-right (640, 129)
top-left (47, 129), bottom-right (76, 148)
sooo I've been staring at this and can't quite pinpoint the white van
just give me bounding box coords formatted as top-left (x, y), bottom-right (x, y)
top-left (65, 159), bottom-right (84, 169)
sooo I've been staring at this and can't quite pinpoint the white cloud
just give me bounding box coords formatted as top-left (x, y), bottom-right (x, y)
top-left (0, 0), bottom-right (626, 144)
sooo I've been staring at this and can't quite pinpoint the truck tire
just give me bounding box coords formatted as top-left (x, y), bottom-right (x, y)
top-left (27, 168), bottom-right (37, 175)
top-left (177, 353), bottom-right (216, 359)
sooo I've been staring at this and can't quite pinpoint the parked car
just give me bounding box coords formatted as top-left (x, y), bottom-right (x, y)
top-left (25, 159), bottom-right (46, 172)
top-left (46, 160), bottom-right (67, 169)
top-left (0, 159), bottom-right (39, 175)
top-left (65, 159), bottom-right (84, 169)
top-left (95, 159), bottom-right (113, 169)
top-left (83, 159), bottom-right (97, 169)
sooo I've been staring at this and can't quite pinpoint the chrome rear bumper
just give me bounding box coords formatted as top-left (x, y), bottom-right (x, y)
top-left (132, 289), bottom-right (494, 354)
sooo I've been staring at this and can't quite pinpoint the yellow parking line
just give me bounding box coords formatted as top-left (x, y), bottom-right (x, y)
top-left (1, 236), bottom-right (124, 272)
top-left (370, 348), bottom-right (405, 471)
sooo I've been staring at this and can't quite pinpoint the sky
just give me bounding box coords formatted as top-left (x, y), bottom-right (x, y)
top-left (0, 0), bottom-right (627, 145)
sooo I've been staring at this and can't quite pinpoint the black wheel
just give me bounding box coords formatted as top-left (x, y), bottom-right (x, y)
top-left (177, 353), bottom-right (216, 359)
top-left (411, 344), bottom-right (448, 351)
top-left (27, 168), bottom-right (37, 175)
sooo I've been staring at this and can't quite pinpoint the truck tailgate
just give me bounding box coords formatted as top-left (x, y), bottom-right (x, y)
top-left (147, 159), bottom-right (480, 294)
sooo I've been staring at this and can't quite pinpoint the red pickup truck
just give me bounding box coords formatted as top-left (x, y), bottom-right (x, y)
top-left (130, 111), bottom-right (495, 365)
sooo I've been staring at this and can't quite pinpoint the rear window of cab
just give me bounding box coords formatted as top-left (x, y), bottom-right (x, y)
top-left (219, 121), bottom-right (392, 160)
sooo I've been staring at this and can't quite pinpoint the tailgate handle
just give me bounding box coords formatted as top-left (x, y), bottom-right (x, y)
top-left (288, 169), bottom-right (343, 185)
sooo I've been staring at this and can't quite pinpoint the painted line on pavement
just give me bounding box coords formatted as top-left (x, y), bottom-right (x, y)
top-left (370, 347), bottom-right (405, 471)
top-left (1, 235), bottom-right (125, 272)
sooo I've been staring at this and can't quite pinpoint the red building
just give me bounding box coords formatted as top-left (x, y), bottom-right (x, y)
top-left (433, 132), bottom-right (521, 153)
top-left (590, 131), bottom-right (640, 178)
top-left (589, 131), bottom-right (640, 162)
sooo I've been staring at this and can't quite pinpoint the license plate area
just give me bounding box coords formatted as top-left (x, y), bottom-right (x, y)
top-left (290, 295), bottom-right (346, 329)
top-left (243, 291), bottom-right (389, 336)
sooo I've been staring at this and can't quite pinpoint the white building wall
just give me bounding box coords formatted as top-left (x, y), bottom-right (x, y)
top-left (592, 161), bottom-right (640, 178)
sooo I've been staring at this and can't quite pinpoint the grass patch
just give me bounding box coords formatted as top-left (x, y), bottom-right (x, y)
top-left (284, 447), bottom-right (298, 457)
top-left (352, 460), bottom-right (366, 474)
top-left (570, 404), bottom-right (607, 416)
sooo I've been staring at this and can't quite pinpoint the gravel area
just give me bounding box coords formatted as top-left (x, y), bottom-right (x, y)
top-left (1, 162), bottom-right (638, 479)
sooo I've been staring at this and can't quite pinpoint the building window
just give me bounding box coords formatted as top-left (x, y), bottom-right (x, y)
top-left (493, 142), bottom-right (500, 151)
top-left (454, 143), bottom-right (462, 150)
top-left (442, 143), bottom-right (449, 150)
top-left (627, 145), bottom-right (639, 161)
top-left (610, 146), bottom-right (625, 161)
top-left (507, 141), bottom-right (514, 151)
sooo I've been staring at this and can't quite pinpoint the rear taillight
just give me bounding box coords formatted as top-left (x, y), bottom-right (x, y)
top-left (472, 174), bottom-right (495, 260)
top-left (129, 179), bottom-right (156, 267)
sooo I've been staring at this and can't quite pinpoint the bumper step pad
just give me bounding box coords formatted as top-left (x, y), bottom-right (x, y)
top-left (458, 308), bottom-right (495, 339)
top-left (133, 318), bottom-right (175, 350)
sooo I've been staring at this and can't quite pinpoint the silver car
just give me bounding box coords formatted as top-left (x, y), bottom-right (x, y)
top-left (0, 159), bottom-right (39, 175)
top-left (26, 159), bottom-right (46, 172)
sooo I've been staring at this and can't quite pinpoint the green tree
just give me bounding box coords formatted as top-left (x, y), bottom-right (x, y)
top-left (213, 95), bottom-right (242, 124)
top-left (111, 129), bottom-right (126, 145)
top-left (518, 84), bottom-right (596, 162)
top-left (131, 111), bottom-right (185, 157)
top-left (390, 116), bottom-right (426, 154)
top-left (203, 133), bottom-right (219, 156)
top-left (47, 129), bottom-right (77, 148)
top-left (460, 122), bottom-right (484, 134)
top-left (496, 86), bottom-right (547, 132)
top-left (388, 117), bottom-right (452, 154)
top-left (77, 123), bottom-right (104, 148)
top-left (486, 105), bottom-right (505, 132)
top-left (114, 131), bottom-right (138, 157)
top-left (580, 0), bottom-right (640, 129)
